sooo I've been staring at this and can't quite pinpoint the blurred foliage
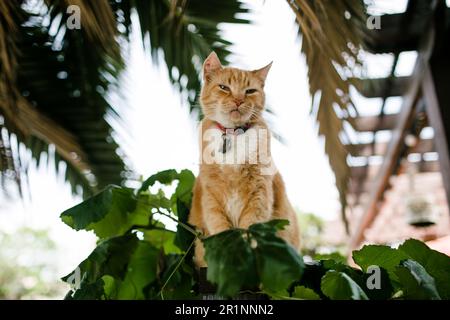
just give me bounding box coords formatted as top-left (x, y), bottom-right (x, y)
top-left (0, 227), bottom-right (66, 299)
top-left (297, 212), bottom-right (324, 253)
top-left (297, 211), bottom-right (346, 261)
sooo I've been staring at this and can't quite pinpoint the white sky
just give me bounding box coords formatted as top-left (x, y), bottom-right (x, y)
top-left (0, 0), bottom-right (416, 279)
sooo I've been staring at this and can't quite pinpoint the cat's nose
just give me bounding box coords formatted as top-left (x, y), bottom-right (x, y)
top-left (234, 98), bottom-right (244, 107)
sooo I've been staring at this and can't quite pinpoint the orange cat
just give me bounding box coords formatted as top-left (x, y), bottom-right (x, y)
top-left (188, 52), bottom-right (300, 267)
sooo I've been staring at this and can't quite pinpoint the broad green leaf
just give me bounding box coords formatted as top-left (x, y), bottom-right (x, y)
top-left (398, 239), bottom-right (450, 299)
top-left (62, 233), bottom-right (139, 285)
top-left (294, 261), bottom-right (328, 298)
top-left (146, 190), bottom-right (172, 211)
top-left (65, 278), bottom-right (106, 300)
top-left (174, 169), bottom-right (195, 206)
top-left (352, 244), bottom-right (409, 282)
top-left (249, 221), bottom-right (304, 293)
top-left (61, 185), bottom-right (120, 229)
top-left (353, 239), bottom-right (450, 299)
top-left (292, 286), bottom-right (320, 300)
top-left (144, 229), bottom-right (181, 254)
top-left (60, 186), bottom-right (140, 239)
top-left (361, 266), bottom-right (394, 300)
top-left (295, 260), bottom-right (392, 300)
top-left (174, 198), bottom-right (196, 251)
top-left (203, 220), bottom-right (304, 297)
top-left (204, 229), bottom-right (258, 297)
top-left (321, 270), bottom-right (368, 300)
top-left (139, 169), bottom-right (178, 193)
top-left (320, 260), bottom-right (372, 294)
top-left (314, 252), bottom-right (346, 264)
top-left (395, 259), bottom-right (441, 300)
top-left (112, 241), bottom-right (160, 299)
top-left (102, 275), bottom-right (116, 298)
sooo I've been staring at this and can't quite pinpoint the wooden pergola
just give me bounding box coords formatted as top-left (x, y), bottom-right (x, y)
top-left (348, 0), bottom-right (450, 249)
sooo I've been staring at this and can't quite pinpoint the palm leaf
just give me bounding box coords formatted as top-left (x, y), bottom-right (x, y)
top-left (288, 0), bottom-right (368, 232)
top-left (128, 0), bottom-right (249, 113)
top-left (1, 0), bottom-right (126, 197)
top-left (0, 0), bottom-right (249, 197)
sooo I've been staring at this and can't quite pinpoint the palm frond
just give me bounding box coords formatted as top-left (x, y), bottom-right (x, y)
top-left (1, 0), bottom-right (249, 197)
top-left (288, 0), bottom-right (368, 232)
top-left (1, 1), bottom-right (126, 197)
top-left (0, 1), bottom-right (22, 192)
top-left (129, 0), bottom-right (249, 113)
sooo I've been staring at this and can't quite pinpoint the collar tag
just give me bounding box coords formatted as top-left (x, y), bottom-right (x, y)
top-left (216, 122), bottom-right (250, 135)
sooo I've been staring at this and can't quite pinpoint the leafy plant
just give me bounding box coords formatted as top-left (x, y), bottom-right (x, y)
top-left (61, 169), bottom-right (450, 300)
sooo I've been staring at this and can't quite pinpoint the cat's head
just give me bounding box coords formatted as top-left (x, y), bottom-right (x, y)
top-left (200, 52), bottom-right (271, 127)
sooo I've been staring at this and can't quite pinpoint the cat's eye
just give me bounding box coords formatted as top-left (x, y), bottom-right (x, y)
top-left (218, 84), bottom-right (230, 91)
top-left (245, 88), bottom-right (257, 94)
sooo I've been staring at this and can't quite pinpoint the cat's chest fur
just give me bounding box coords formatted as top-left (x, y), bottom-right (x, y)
top-left (215, 165), bottom-right (274, 227)
top-left (225, 189), bottom-right (244, 227)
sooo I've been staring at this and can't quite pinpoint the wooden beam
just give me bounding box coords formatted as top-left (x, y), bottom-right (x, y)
top-left (422, 65), bottom-right (450, 209)
top-left (353, 77), bottom-right (410, 98)
top-left (355, 114), bottom-right (399, 132)
top-left (365, 3), bottom-right (443, 54)
top-left (349, 160), bottom-right (440, 194)
top-left (422, 1), bottom-right (450, 214)
top-left (365, 13), bottom-right (422, 53)
top-left (349, 55), bottom-right (426, 250)
top-left (348, 137), bottom-right (434, 157)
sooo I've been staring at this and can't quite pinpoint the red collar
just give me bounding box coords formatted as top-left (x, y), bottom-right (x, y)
top-left (216, 122), bottom-right (251, 135)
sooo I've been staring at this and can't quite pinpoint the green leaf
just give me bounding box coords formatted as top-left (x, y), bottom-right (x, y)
top-left (352, 244), bottom-right (409, 282)
top-left (321, 270), bottom-right (368, 300)
top-left (60, 185), bottom-right (140, 239)
top-left (398, 239), bottom-right (450, 299)
top-left (203, 220), bottom-right (304, 297)
top-left (144, 229), bottom-right (181, 254)
top-left (131, 0), bottom-right (249, 112)
top-left (149, 253), bottom-right (196, 299)
top-left (249, 221), bottom-right (304, 293)
top-left (62, 233), bottom-right (139, 285)
top-left (110, 241), bottom-right (160, 300)
top-left (395, 259), bottom-right (441, 300)
top-left (65, 278), bottom-right (106, 300)
top-left (294, 261), bottom-right (328, 298)
top-left (60, 185), bottom-right (119, 229)
top-left (139, 169), bottom-right (179, 193)
top-left (251, 219), bottom-right (290, 232)
top-left (174, 169), bottom-right (195, 206)
top-left (314, 252), bottom-right (346, 264)
top-left (147, 191), bottom-right (172, 211)
top-left (204, 229), bottom-right (258, 297)
top-left (292, 286), bottom-right (321, 300)
top-left (353, 239), bottom-right (450, 299)
top-left (361, 266), bottom-right (394, 300)
top-left (174, 197), bottom-right (195, 251)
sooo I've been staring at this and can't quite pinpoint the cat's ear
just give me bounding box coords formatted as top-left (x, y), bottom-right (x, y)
top-left (253, 61), bottom-right (272, 82)
top-left (203, 52), bottom-right (222, 81)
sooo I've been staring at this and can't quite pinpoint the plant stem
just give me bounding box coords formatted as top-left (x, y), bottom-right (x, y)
top-left (156, 209), bottom-right (200, 237)
top-left (125, 224), bottom-right (172, 234)
top-left (158, 237), bottom-right (196, 300)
